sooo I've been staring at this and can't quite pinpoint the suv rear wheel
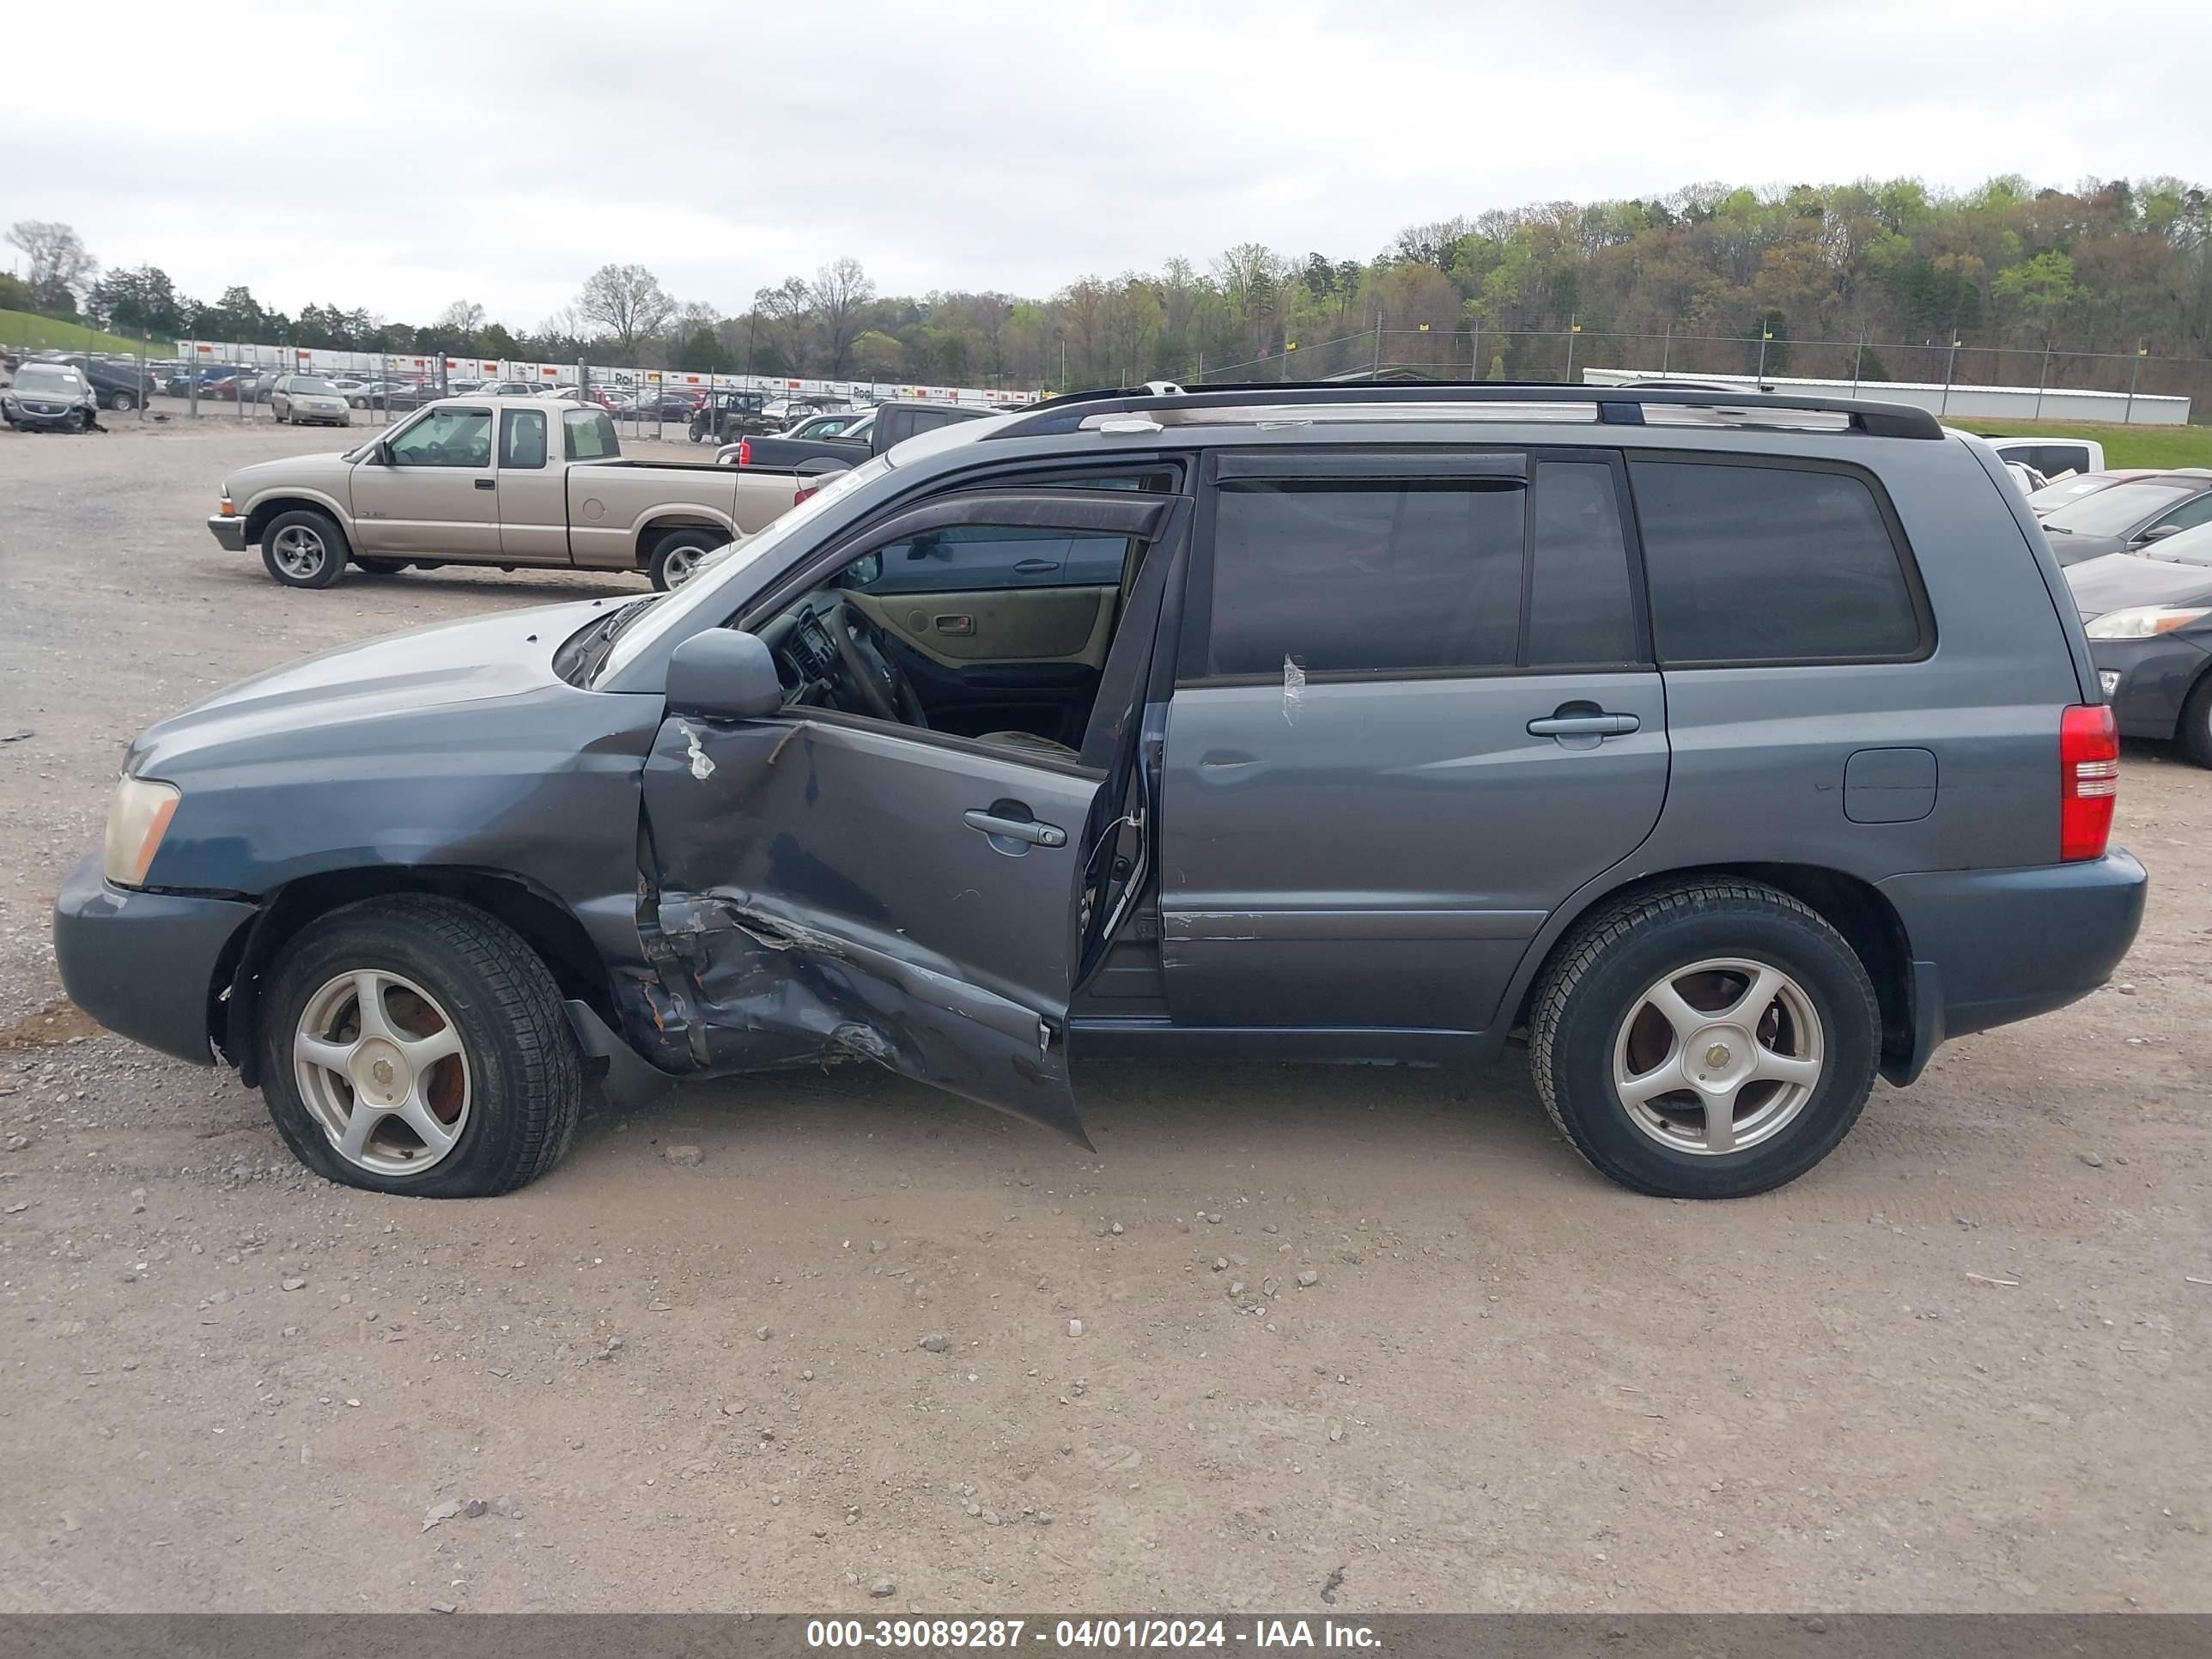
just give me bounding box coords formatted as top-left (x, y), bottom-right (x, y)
top-left (1529, 880), bottom-right (1880, 1199)
top-left (256, 896), bottom-right (581, 1197)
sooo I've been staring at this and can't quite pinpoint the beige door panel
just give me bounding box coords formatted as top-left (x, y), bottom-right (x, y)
top-left (848, 586), bottom-right (1119, 669)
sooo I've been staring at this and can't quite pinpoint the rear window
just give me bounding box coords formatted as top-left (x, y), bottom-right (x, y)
top-left (1629, 459), bottom-right (1923, 664)
top-left (1206, 480), bottom-right (1525, 676)
top-left (562, 409), bottom-right (619, 460)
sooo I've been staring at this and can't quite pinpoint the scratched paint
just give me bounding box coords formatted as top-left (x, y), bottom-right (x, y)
top-left (1281, 654), bottom-right (1306, 726)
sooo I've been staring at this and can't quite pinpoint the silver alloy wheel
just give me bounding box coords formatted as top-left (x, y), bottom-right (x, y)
top-left (1610, 956), bottom-right (1823, 1156)
top-left (660, 544), bottom-right (702, 586)
top-left (293, 969), bottom-right (471, 1175)
top-left (270, 523), bottom-right (327, 580)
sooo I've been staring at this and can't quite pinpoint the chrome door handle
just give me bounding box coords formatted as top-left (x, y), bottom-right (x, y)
top-left (1528, 712), bottom-right (1640, 738)
top-left (963, 809), bottom-right (1066, 848)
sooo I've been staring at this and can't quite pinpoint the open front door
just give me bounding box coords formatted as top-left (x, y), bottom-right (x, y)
top-left (635, 488), bottom-right (1184, 1146)
top-left (641, 719), bottom-right (1101, 1141)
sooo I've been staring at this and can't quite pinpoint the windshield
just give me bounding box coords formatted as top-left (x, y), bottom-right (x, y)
top-left (2144, 521), bottom-right (2212, 568)
top-left (291, 377), bottom-right (340, 395)
top-left (595, 456), bottom-right (895, 684)
top-left (2041, 479), bottom-right (2194, 536)
top-left (14, 366), bottom-right (84, 393)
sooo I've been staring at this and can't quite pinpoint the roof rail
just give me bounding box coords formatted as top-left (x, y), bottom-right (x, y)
top-left (989, 380), bottom-right (1944, 441)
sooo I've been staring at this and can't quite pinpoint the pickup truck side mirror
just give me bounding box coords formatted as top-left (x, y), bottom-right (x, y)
top-left (665, 629), bottom-right (785, 721)
top-left (369, 440), bottom-right (393, 466)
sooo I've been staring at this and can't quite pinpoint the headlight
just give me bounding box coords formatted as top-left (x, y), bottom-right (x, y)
top-left (103, 776), bottom-right (181, 888)
top-left (2083, 605), bottom-right (2211, 640)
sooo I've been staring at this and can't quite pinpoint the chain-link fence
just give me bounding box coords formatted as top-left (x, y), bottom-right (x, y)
top-left (5, 314), bottom-right (2203, 431)
top-left (1183, 325), bottom-right (2204, 424)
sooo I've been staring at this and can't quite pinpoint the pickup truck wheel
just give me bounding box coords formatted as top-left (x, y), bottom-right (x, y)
top-left (257, 896), bottom-right (582, 1197)
top-left (261, 508), bottom-right (348, 588)
top-left (110, 390), bottom-right (137, 412)
top-left (649, 528), bottom-right (722, 591)
top-left (355, 557), bottom-right (408, 575)
top-left (1528, 880), bottom-right (1880, 1200)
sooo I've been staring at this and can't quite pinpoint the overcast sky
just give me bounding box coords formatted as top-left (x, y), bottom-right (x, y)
top-left (7, 0), bottom-right (2206, 328)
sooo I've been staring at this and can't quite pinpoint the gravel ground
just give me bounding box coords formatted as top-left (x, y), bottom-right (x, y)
top-left (0, 416), bottom-right (2208, 1614)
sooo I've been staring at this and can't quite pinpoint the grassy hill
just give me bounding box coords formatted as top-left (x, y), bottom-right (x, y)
top-left (1950, 417), bottom-right (2212, 470)
top-left (0, 309), bottom-right (175, 358)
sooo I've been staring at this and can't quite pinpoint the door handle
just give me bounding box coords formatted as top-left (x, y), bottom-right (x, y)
top-left (964, 808), bottom-right (1066, 848)
top-left (1528, 711), bottom-right (1641, 738)
top-left (1012, 558), bottom-right (1060, 575)
top-left (474, 477), bottom-right (496, 490)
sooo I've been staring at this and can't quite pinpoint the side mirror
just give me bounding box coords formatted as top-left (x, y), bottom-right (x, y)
top-left (2136, 523), bottom-right (2183, 544)
top-left (666, 629), bottom-right (785, 721)
top-left (369, 440), bottom-right (393, 466)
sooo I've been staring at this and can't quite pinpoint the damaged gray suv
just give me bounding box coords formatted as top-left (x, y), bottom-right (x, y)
top-left (53, 383), bottom-right (2146, 1200)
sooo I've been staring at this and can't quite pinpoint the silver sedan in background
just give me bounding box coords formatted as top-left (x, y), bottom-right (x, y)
top-left (270, 375), bottom-right (354, 427)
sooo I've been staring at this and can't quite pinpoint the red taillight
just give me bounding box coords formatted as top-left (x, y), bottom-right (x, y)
top-left (2059, 703), bottom-right (2118, 862)
top-left (735, 439), bottom-right (751, 466)
top-left (793, 481), bottom-right (821, 505)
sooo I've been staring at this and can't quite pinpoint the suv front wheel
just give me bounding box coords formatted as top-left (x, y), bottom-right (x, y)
top-left (256, 896), bottom-right (582, 1197)
top-left (1529, 880), bottom-right (1880, 1199)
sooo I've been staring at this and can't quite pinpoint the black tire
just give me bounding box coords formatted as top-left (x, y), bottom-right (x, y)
top-left (2178, 672), bottom-right (2212, 769)
top-left (355, 557), bottom-right (408, 575)
top-left (256, 896), bottom-right (582, 1198)
top-left (260, 507), bottom-right (349, 588)
top-left (1528, 879), bottom-right (1881, 1199)
top-left (111, 390), bottom-right (137, 412)
top-left (648, 527), bottom-right (722, 591)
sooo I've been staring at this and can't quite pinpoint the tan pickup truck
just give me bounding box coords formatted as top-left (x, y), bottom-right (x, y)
top-left (206, 396), bottom-right (810, 590)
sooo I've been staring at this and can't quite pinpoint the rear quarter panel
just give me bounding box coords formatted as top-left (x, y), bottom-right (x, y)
top-left (1640, 434), bottom-right (2087, 884)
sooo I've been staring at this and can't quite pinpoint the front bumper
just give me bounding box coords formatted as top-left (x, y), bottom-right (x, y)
top-left (1878, 850), bottom-right (2148, 1082)
top-left (206, 514), bottom-right (248, 551)
top-left (52, 852), bottom-right (256, 1066)
top-left (2088, 634), bottom-right (2212, 739)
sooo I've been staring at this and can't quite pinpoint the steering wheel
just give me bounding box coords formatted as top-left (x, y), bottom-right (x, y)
top-left (821, 598), bottom-right (927, 727)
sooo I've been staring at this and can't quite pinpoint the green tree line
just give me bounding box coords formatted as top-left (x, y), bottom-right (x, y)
top-left (9, 174), bottom-right (2208, 400)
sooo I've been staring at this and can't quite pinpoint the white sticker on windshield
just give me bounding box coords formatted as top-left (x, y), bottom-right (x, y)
top-left (1281, 654), bottom-right (1306, 726)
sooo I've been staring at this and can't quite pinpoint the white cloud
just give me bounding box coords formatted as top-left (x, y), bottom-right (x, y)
top-left (5, 0), bottom-right (2204, 325)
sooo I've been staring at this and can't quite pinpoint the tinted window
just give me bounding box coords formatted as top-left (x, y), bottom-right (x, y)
top-left (501, 408), bottom-right (547, 469)
top-left (1527, 460), bottom-right (1638, 664)
top-left (562, 409), bottom-right (618, 459)
top-left (389, 408), bottom-right (492, 467)
top-left (2020, 443), bottom-right (2092, 477)
top-left (1207, 480), bottom-right (1525, 676)
top-left (1631, 459), bottom-right (1920, 663)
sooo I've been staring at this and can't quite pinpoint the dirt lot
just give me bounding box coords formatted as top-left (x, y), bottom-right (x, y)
top-left (0, 417), bottom-right (2207, 1615)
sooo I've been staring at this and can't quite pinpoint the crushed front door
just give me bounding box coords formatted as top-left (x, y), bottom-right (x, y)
top-left (639, 713), bottom-right (1103, 1144)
